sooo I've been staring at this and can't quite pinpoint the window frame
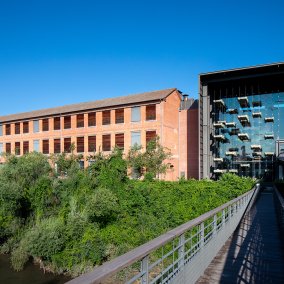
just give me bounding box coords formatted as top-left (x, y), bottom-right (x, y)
top-left (131, 106), bottom-right (141, 122)
top-left (102, 134), bottom-right (111, 151)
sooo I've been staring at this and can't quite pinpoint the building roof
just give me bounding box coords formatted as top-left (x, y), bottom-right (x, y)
top-left (0, 88), bottom-right (178, 123)
top-left (200, 62), bottom-right (284, 83)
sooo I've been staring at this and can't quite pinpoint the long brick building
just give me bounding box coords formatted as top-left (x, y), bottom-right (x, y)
top-left (0, 88), bottom-right (198, 180)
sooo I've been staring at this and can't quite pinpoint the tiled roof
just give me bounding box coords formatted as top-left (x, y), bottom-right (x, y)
top-left (0, 88), bottom-right (178, 123)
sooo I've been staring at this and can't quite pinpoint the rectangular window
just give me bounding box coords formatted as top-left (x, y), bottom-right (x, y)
top-left (64, 138), bottom-right (71, 153)
top-left (115, 133), bottom-right (124, 150)
top-left (102, 110), bottom-right (111, 125)
top-left (23, 122), bottom-right (29, 134)
top-left (102, 134), bottom-right (111, 151)
top-left (77, 137), bottom-right (84, 153)
top-left (42, 119), bottom-right (49, 131)
top-left (15, 123), bottom-right (21, 134)
top-left (33, 120), bottom-right (39, 133)
top-left (146, 105), bottom-right (156, 121)
top-left (54, 139), bottom-right (61, 154)
top-left (5, 124), bottom-right (11, 135)
top-left (131, 107), bottom-right (141, 122)
top-left (15, 142), bottom-right (21, 155)
top-left (131, 131), bottom-right (141, 146)
top-left (115, 109), bottom-right (124, 124)
top-left (54, 117), bottom-right (61, 130)
top-left (33, 140), bottom-right (40, 152)
top-left (6, 143), bottom-right (11, 154)
top-left (0, 125), bottom-right (2, 136)
top-left (64, 116), bottom-right (71, 129)
top-left (23, 141), bottom-right (29, 154)
top-left (88, 136), bottom-right (96, 152)
top-left (88, 112), bottom-right (96, 127)
top-left (42, 140), bottom-right (49, 154)
top-left (77, 114), bottom-right (84, 128)
top-left (146, 130), bottom-right (157, 148)
top-left (0, 143), bottom-right (3, 154)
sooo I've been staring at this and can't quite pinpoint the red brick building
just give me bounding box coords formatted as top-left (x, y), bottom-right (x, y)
top-left (0, 88), bottom-right (198, 180)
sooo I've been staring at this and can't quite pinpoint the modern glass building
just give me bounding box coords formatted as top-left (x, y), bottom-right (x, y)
top-left (199, 63), bottom-right (284, 180)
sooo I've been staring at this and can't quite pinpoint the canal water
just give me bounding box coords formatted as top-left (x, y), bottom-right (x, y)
top-left (0, 254), bottom-right (70, 284)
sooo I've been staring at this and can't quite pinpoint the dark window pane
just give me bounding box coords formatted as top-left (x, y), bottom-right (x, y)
top-left (64, 116), bottom-right (71, 129)
top-left (88, 136), bottom-right (96, 152)
top-left (42, 119), bottom-right (49, 131)
top-left (54, 117), bottom-right (61, 130)
top-left (15, 142), bottom-right (21, 155)
top-left (15, 123), bottom-right (21, 134)
top-left (102, 134), bottom-right (111, 151)
top-left (102, 110), bottom-right (111, 125)
top-left (77, 137), bottom-right (84, 153)
top-left (54, 139), bottom-right (61, 154)
top-left (88, 112), bottom-right (96, 127)
top-left (115, 133), bottom-right (124, 150)
top-left (115, 109), bottom-right (124, 124)
top-left (146, 105), bottom-right (156, 120)
top-left (77, 114), bottom-right (84, 128)
top-left (146, 130), bottom-right (157, 144)
top-left (64, 138), bottom-right (71, 153)
top-left (6, 124), bottom-right (11, 135)
top-left (6, 143), bottom-right (11, 154)
top-left (23, 122), bottom-right (29, 134)
top-left (42, 140), bottom-right (49, 154)
top-left (23, 141), bottom-right (29, 154)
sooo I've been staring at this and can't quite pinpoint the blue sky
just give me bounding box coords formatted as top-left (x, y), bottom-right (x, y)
top-left (0, 0), bottom-right (283, 115)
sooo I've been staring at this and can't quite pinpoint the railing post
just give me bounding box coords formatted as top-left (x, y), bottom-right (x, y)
top-left (178, 233), bottom-right (185, 270)
top-left (213, 214), bottom-right (217, 234)
top-left (141, 255), bottom-right (149, 284)
top-left (200, 222), bottom-right (204, 247)
top-left (222, 209), bottom-right (225, 227)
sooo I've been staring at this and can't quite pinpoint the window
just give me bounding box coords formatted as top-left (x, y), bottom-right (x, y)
top-left (64, 138), bottom-right (71, 153)
top-left (146, 105), bottom-right (156, 120)
top-left (23, 122), bottom-right (29, 134)
top-left (54, 139), bottom-right (61, 154)
top-left (33, 120), bottom-right (39, 133)
top-left (54, 117), bottom-right (61, 130)
top-left (15, 142), bottom-right (21, 155)
top-left (23, 141), bottom-right (29, 154)
top-left (102, 110), bottom-right (111, 125)
top-left (15, 123), bottom-right (21, 134)
top-left (88, 136), bottom-right (96, 152)
top-left (102, 134), bottom-right (111, 151)
top-left (5, 124), bottom-right (11, 135)
top-left (6, 143), bottom-right (11, 154)
top-left (77, 137), bottom-right (85, 153)
top-left (64, 116), bottom-right (71, 129)
top-left (0, 125), bottom-right (2, 136)
top-left (42, 119), bottom-right (49, 131)
top-left (115, 133), bottom-right (124, 150)
top-left (131, 131), bottom-right (141, 146)
top-left (77, 114), bottom-right (84, 128)
top-left (0, 143), bottom-right (3, 154)
top-left (33, 140), bottom-right (40, 152)
top-left (146, 130), bottom-right (157, 144)
top-left (42, 140), bottom-right (49, 154)
top-left (88, 112), bottom-right (96, 127)
top-left (115, 109), bottom-right (124, 124)
top-left (131, 107), bottom-right (141, 122)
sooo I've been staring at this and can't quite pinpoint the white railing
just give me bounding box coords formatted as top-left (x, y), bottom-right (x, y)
top-left (67, 185), bottom-right (259, 284)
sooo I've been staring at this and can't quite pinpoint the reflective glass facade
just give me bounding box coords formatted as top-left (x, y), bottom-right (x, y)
top-left (213, 92), bottom-right (284, 178)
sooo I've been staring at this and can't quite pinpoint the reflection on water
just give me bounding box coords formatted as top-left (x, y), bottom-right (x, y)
top-left (0, 254), bottom-right (70, 284)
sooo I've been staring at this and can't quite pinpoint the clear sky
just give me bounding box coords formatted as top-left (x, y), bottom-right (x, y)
top-left (0, 0), bottom-right (283, 115)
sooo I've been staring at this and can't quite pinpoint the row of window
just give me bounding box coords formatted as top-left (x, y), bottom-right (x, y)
top-left (0, 105), bottom-right (156, 136)
top-left (0, 131), bottom-right (157, 155)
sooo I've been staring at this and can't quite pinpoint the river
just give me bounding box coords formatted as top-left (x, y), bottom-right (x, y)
top-left (0, 254), bottom-right (71, 284)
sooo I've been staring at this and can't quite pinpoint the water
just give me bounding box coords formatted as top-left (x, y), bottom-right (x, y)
top-left (0, 254), bottom-right (70, 284)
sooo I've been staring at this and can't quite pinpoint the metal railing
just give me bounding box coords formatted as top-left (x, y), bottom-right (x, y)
top-left (67, 185), bottom-right (259, 284)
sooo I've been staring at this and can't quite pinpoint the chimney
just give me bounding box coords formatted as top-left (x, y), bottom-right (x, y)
top-left (183, 94), bottom-right (189, 101)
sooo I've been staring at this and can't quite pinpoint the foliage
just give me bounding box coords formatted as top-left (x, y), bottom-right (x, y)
top-left (0, 152), bottom-right (255, 277)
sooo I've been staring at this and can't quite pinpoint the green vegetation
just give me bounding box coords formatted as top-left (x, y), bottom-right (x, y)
top-left (0, 148), bottom-right (255, 277)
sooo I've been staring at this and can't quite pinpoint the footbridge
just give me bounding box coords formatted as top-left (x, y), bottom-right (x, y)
top-left (67, 183), bottom-right (284, 284)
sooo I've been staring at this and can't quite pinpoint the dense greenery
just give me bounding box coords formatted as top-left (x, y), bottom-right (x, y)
top-left (0, 151), bottom-right (255, 277)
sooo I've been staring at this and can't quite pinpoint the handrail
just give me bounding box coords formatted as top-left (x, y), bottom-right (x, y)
top-left (67, 185), bottom-right (258, 284)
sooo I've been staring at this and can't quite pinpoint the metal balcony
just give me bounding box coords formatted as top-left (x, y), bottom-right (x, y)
top-left (238, 133), bottom-right (249, 141)
top-left (226, 151), bottom-right (237, 157)
top-left (227, 108), bottom-right (238, 114)
top-left (264, 117), bottom-right (274, 123)
top-left (238, 96), bottom-right (249, 107)
top-left (264, 134), bottom-right (274, 140)
top-left (251, 145), bottom-right (262, 150)
top-left (213, 158), bottom-right (224, 162)
top-left (226, 122), bottom-right (236, 128)
top-left (252, 112), bottom-right (262, 118)
top-left (213, 122), bottom-right (225, 128)
top-left (213, 134), bottom-right (225, 141)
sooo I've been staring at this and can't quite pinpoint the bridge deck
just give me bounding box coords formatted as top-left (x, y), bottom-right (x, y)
top-left (197, 186), bottom-right (284, 284)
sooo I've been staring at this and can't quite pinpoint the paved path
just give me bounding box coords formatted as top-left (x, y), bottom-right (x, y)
top-left (197, 186), bottom-right (284, 284)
